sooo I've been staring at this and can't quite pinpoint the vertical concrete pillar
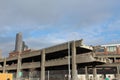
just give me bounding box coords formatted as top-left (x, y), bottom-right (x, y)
top-left (71, 41), bottom-right (78, 80)
top-left (85, 66), bottom-right (89, 80)
top-left (116, 66), bottom-right (120, 79)
top-left (114, 57), bottom-right (116, 63)
top-left (16, 54), bottom-right (22, 79)
top-left (3, 58), bottom-right (6, 73)
top-left (93, 66), bottom-right (97, 80)
top-left (29, 70), bottom-right (31, 80)
top-left (41, 49), bottom-right (45, 80)
top-left (117, 66), bottom-right (120, 74)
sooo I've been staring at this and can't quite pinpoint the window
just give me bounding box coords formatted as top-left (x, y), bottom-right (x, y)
top-left (107, 46), bottom-right (116, 52)
top-left (96, 47), bottom-right (104, 52)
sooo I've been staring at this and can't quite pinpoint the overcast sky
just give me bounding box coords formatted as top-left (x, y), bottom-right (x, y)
top-left (0, 0), bottom-right (120, 57)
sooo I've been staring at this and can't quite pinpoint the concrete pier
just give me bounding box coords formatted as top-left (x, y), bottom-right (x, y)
top-left (116, 65), bottom-right (120, 79)
top-left (41, 49), bottom-right (45, 80)
top-left (71, 41), bottom-right (78, 80)
top-left (117, 65), bottom-right (120, 74)
top-left (3, 58), bottom-right (6, 73)
top-left (85, 66), bottom-right (89, 80)
top-left (93, 66), bottom-right (97, 80)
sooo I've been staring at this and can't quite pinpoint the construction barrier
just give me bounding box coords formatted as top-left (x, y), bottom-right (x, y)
top-left (0, 73), bottom-right (13, 80)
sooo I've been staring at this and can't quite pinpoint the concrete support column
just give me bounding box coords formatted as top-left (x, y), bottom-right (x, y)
top-left (85, 66), bottom-right (89, 80)
top-left (29, 70), bottom-right (31, 80)
top-left (116, 66), bottom-right (120, 78)
top-left (114, 57), bottom-right (116, 63)
top-left (41, 49), bottom-right (45, 80)
top-left (117, 66), bottom-right (120, 74)
top-left (3, 58), bottom-right (6, 73)
top-left (93, 66), bottom-right (97, 80)
top-left (16, 54), bottom-right (22, 79)
top-left (71, 41), bottom-right (78, 80)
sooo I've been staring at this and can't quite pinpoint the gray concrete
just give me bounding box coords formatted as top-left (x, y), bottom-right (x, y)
top-left (71, 41), bottom-right (78, 80)
top-left (93, 66), bottom-right (97, 80)
top-left (16, 33), bottom-right (23, 79)
top-left (3, 58), bottom-right (6, 73)
top-left (16, 54), bottom-right (22, 79)
top-left (85, 66), bottom-right (89, 80)
top-left (22, 41), bottom-right (28, 51)
top-left (115, 66), bottom-right (120, 80)
top-left (22, 41), bottom-right (25, 51)
top-left (41, 49), bottom-right (45, 80)
top-left (117, 65), bottom-right (120, 74)
top-left (15, 32), bottom-right (22, 52)
top-left (0, 39), bottom-right (108, 80)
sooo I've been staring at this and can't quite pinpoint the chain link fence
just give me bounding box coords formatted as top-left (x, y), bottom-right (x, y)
top-left (11, 70), bottom-right (68, 80)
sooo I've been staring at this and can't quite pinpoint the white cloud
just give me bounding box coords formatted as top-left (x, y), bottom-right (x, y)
top-left (25, 35), bottom-right (66, 50)
top-left (0, 0), bottom-right (118, 28)
top-left (0, 38), bottom-right (15, 57)
top-left (0, 0), bottom-right (120, 57)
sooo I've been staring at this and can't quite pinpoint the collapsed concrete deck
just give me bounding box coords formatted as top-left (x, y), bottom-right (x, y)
top-left (0, 39), bottom-right (109, 80)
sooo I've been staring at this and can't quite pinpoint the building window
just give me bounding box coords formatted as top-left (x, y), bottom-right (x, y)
top-left (107, 46), bottom-right (116, 52)
top-left (96, 47), bottom-right (104, 52)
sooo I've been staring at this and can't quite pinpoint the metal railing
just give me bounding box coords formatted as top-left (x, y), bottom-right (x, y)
top-left (13, 78), bottom-right (40, 80)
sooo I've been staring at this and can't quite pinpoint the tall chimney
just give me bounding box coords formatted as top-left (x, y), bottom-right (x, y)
top-left (15, 32), bottom-right (22, 52)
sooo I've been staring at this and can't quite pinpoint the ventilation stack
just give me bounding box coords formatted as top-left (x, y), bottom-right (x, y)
top-left (15, 32), bottom-right (23, 53)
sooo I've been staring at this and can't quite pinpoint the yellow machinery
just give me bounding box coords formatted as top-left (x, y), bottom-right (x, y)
top-left (0, 73), bottom-right (13, 80)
